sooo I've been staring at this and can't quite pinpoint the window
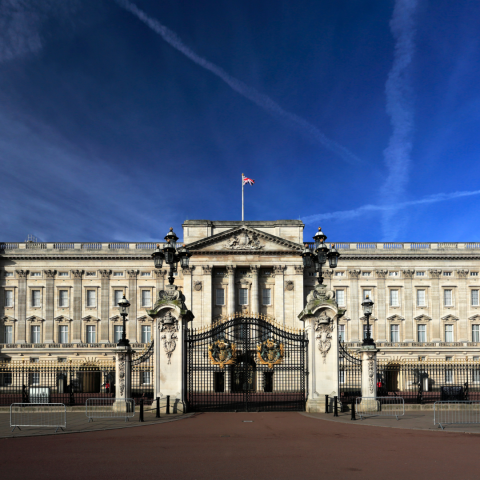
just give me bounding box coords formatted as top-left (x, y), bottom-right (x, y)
top-left (417, 325), bottom-right (426, 343)
top-left (4, 272), bottom-right (13, 277)
top-left (389, 271), bottom-right (399, 277)
top-left (5, 290), bottom-right (13, 307)
top-left (142, 372), bottom-right (151, 385)
top-left (86, 290), bottom-right (96, 308)
top-left (262, 289), bottom-right (271, 305)
top-left (31, 326), bottom-right (40, 344)
top-left (85, 272), bottom-right (96, 277)
top-left (113, 272), bottom-right (123, 277)
top-left (471, 272), bottom-right (479, 277)
top-left (114, 325), bottom-right (123, 343)
top-left (473, 325), bottom-right (480, 343)
top-left (443, 272), bottom-right (452, 277)
top-left (363, 290), bottom-right (372, 301)
top-left (339, 370), bottom-right (345, 384)
top-left (58, 358), bottom-right (67, 363)
top-left (141, 325), bottom-right (151, 343)
top-left (114, 290), bottom-right (123, 306)
top-left (335, 271), bottom-right (344, 277)
top-left (31, 272), bottom-right (41, 277)
top-left (240, 270), bottom-right (248, 275)
top-left (362, 272), bottom-right (371, 277)
top-left (59, 290), bottom-right (69, 307)
top-left (416, 271), bottom-right (425, 277)
top-left (472, 290), bottom-right (479, 306)
top-left (363, 324), bottom-right (372, 340)
top-left (239, 288), bottom-right (248, 305)
top-left (389, 289), bottom-right (399, 306)
top-left (473, 367), bottom-right (480, 383)
top-left (308, 272), bottom-right (317, 277)
top-left (338, 324), bottom-right (345, 342)
top-left (141, 290), bottom-right (151, 307)
top-left (336, 290), bottom-right (345, 307)
top-left (216, 289), bottom-right (225, 306)
top-left (445, 369), bottom-right (453, 384)
top-left (58, 272), bottom-right (68, 277)
top-left (2, 371), bottom-right (12, 385)
top-left (59, 325), bottom-right (68, 344)
top-left (445, 324), bottom-right (454, 342)
top-left (261, 270), bottom-right (272, 276)
top-left (417, 289), bottom-right (426, 307)
top-left (87, 325), bottom-right (96, 343)
top-left (390, 324), bottom-right (399, 342)
top-left (4, 326), bottom-right (13, 343)
top-left (444, 289), bottom-right (453, 306)
top-left (140, 272), bottom-right (151, 277)
top-left (31, 290), bottom-right (41, 307)
top-left (30, 372), bottom-right (40, 386)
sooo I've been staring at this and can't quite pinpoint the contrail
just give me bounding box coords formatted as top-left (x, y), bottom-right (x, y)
top-left (116, 0), bottom-right (361, 165)
top-left (302, 189), bottom-right (480, 225)
top-left (380, 0), bottom-right (419, 239)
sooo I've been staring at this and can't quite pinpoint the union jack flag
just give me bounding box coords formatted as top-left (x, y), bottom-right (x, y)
top-left (243, 176), bottom-right (255, 186)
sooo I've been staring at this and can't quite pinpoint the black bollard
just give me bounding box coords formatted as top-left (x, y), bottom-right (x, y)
top-left (166, 395), bottom-right (170, 415)
top-left (334, 396), bottom-right (339, 417)
top-left (325, 395), bottom-right (329, 414)
top-left (156, 396), bottom-right (160, 418)
top-left (351, 399), bottom-right (356, 420)
top-left (139, 399), bottom-right (144, 422)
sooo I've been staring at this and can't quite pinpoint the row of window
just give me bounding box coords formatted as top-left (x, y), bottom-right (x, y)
top-left (337, 324), bottom-right (480, 343)
top-left (334, 289), bottom-right (480, 307)
top-left (3, 325), bottom-right (152, 344)
top-left (332, 271), bottom-right (480, 278)
top-left (3, 271), bottom-right (154, 278)
top-left (215, 288), bottom-right (272, 306)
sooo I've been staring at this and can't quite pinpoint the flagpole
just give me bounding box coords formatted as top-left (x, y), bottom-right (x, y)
top-left (242, 173), bottom-right (244, 221)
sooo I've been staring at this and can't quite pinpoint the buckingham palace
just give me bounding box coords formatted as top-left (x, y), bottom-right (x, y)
top-left (1, 219), bottom-right (480, 362)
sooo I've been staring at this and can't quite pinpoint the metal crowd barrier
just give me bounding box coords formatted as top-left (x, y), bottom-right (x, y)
top-left (434, 401), bottom-right (480, 430)
top-left (86, 398), bottom-right (135, 422)
top-left (10, 403), bottom-right (66, 433)
top-left (355, 396), bottom-right (405, 420)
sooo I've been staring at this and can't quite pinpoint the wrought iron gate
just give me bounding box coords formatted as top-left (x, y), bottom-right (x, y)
top-left (186, 314), bottom-right (308, 412)
top-left (339, 341), bottom-right (362, 403)
top-left (131, 341), bottom-right (154, 405)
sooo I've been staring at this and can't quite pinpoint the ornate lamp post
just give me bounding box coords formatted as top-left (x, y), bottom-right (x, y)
top-left (117, 294), bottom-right (131, 347)
top-left (361, 295), bottom-right (375, 346)
top-left (301, 227), bottom-right (340, 284)
top-left (152, 228), bottom-right (192, 284)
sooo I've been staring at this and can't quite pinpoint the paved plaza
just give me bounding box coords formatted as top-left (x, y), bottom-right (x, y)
top-left (0, 411), bottom-right (479, 480)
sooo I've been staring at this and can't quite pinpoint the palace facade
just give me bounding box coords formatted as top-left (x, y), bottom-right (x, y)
top-left (1, 219), bottom-right (480, 362)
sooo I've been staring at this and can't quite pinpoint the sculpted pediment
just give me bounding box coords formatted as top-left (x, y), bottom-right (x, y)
top-left (387, 314), bottom-right (404, 322)
top-left (186, 226), bottom-right (302, 253)
top-left (414, 314), bottom-right (432, 322)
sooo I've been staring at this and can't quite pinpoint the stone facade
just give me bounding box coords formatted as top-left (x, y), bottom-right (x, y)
top-left (1, 221), bottom-right (480, 361)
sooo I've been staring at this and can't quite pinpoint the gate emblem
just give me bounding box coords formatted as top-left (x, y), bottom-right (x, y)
top-left (208, 338), bottom-right (237, 369)
top-left (257, 339), bottom-right (284, 369)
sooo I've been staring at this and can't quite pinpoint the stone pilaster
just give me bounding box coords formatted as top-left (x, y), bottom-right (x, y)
top-left (403, 269), bottom-right (415, 342)
top-left (99, 270), bottom-right (112, 343)
top-left (430, 269), bottom-right (442, 342)
top-left (294, 265), bottom-right (305, 322)
top-left (375, 270), bottom-right (388, 342)
top-left (16, 270), bottom-right (28, 343)
top-left (182, 266), bottom-right (194, 313)
top-left (202, 266), bottom-right (213, 323)
top-left (226, 265), bottom-right (236, 316)
top-left (44, 270), bottom-right (56, 343)
top-left (127, 270), bottom-right (138, 342)
top-left (154, 269), bottom-right (167, 295)
top-left (273, 265), bottom-right (286, 325)
top-left (360, 347), bottom-right (378, 398)
top-left (457, 269), bottom-right (469, 341)
top-left (323, 269), bottom-right (333, 290)
top-left (348, 270), bottom-right (361, 342)
top-left (115, 345), bottom-right (132, 399)
top-left (71, 270), bottom-right (83, 344)
top-left (250, 265), bottom-right (259, 314)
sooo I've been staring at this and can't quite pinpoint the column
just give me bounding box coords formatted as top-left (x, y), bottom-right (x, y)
top-left (226, 265), bottom-right (236, 315)
top-left (403, 269), bottom-right (415, 342)
top-left (127, 270), bottom-right (138, 343)
top-left (348, 270), bottom-right (361, 342)
top-left (154, 269), bottom-right (167, 296)
top-left (375, 270), bottom-right (388, 342)
top-left (16, 270), bottom-right (28, 343)
top-left (360, 347), bottom-right (378, 399)
top-left (457, 269), bottom-right (469, 342)
top-left (182, 266), bottom-right (194, 312)
top-left (294, 266), bottom-right (305, 323)
top-left (99, 270), bottom-right (111, 343)
top-left (44, 270), bottom-right (56, 343)
top-left (202, 266), bottom-right (213, 323)
top-left (430, 269), bottom-right (441, 342)
top-left (115, 345), bottom-right (132, 400)
top-left (71, 270), bottom-right (83, 344)
top-left (250, 265), bottom-right (259, 314)
top-left (273, 265), bottom-right (285, 325)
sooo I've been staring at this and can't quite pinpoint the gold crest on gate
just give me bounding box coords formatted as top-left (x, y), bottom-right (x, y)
top-left (208, 338), bottom-right (236, 369)
top-left (257, 338), bottom-right (284, 369)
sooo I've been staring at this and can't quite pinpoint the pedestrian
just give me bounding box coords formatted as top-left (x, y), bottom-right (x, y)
top-left (105, 381), bottom-right (110, 394)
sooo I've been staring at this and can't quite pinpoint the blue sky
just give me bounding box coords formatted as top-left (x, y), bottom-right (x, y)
top-left (1, 0), bottom-right (480, 242)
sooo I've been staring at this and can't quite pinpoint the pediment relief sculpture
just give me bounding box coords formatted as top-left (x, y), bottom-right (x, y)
top-left (82, 315), bottom-right (99, 322)
top-left (414, 314), bottom-right (432, 322)
top-left (224, 231), bottom-right (264, 250)
top-left (441, 314), bottom-right (459, 322)
top-left (469, 314), bottom-right (480, 322)
top-left (26, 315), bottom-right (44, 322)
top-left (387, 314), bottom-right (405, 322)
top-left (54, 315), bottom-right (72, 322)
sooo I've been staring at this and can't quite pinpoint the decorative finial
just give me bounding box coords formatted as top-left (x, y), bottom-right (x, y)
top-left (318, 227), bottom-right (322, 231)
top-left (170, 227), bottom-right (173, 231)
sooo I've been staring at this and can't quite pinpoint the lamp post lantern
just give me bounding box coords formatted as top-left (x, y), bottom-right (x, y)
top-left (152, 228), bottom-right (192, 284)
top-left (117, 294), bottom-right (131, 347)
top-left (361, 295), bottom-right (375, 346)
top-left (301, 227), bottom-right (340, 285)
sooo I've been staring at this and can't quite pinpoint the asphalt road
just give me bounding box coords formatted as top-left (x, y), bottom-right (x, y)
top-left (1, 412), bottom-right (479, 480)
